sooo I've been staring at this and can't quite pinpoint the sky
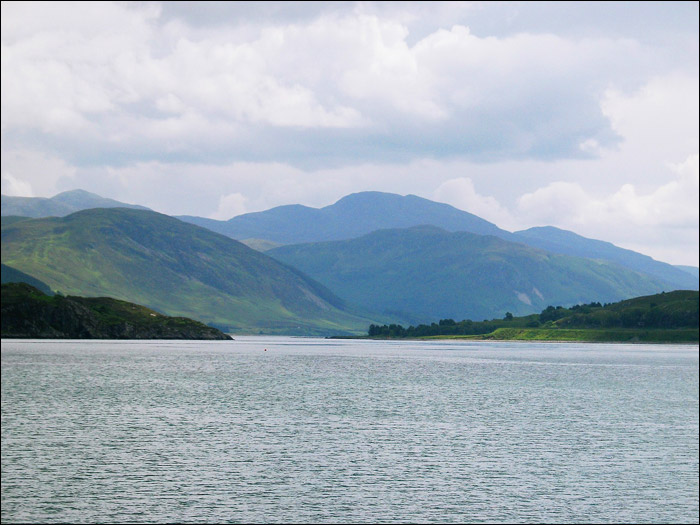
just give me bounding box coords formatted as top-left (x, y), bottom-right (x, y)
top-left (1, 1), bottom-right (698, 266)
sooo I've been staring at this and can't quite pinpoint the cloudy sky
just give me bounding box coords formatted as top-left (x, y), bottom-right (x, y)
top-left (2, 1), bottom-right (698, 266)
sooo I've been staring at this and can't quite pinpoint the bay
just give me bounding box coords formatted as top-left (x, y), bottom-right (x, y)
top-left (1, 337), bottom-right (698, 523)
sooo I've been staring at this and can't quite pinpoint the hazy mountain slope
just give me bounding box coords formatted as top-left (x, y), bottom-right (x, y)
top-left (513, 226), bottom-right (698, 291)
top-left (675, 265), bottom-right (699, 280)
top-left (179, 191), bottom-right (512, 244)
top-left (1, 195), bottom-right (75, 218)
top-left (1, 263), bottom-right (53, 295)
top-left (269, 226), bottom-right (673, 323)
top-left (1, 209), bottom-right (377, 335)
top-left (1, 189), bottom-right (149, 218)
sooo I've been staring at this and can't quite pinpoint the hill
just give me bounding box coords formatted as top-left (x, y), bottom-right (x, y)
top-left (269, 225), bottom-right (675, 323)
top-left (1, 209), bottom-right (378, 335)
top-left (1, 189), bottom-right (149, 218)
top-left (178, 191), bottom-right (511, 244)
top-left (1, 282), bottom-right (232, 339)
top-left (361, 290), bottom-right (699, 343)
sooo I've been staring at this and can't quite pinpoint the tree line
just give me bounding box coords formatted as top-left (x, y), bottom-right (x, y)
top-left (367, 291), bottom-right (699, 338)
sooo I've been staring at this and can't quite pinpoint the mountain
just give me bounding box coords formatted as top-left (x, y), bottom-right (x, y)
top-left (1, 282), bottom-right (232, 339)
top-left (1, 208), bottom-right (378, 335)
top-left (1, 263), bottom-right (53, 295)
top-left (675, 265), bottom-right (699, 280)
top-left (513, 226), bottom-right (698, 291)
top-left (269, 226), bottom-right (674, 323)
top-left (178, 191), bottom-right (511, 244)
top-left (178, 191), bottom-right (695, 291)
top-left (1, 189), bottom-right (149, 218)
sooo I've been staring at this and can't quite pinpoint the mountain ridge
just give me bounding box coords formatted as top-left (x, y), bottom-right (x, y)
top-left (269, 225), bottom-right (676, 323)
top-left (1, 208), bottom-right (379, 335)
top-left (179, 191), bottom-right (697, 291)
top-left (1, 189), bottom-right (150, 218)
top-left (178, 191), bottom-right (512, 244)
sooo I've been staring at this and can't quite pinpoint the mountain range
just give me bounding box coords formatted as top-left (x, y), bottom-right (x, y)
top-left (178, 191), bottom-right (509, 243)
top-left (2, 188), bottom-right (697, 332)
top-left (175, 191), bottom-right (696, 291)
top-left (1, 189), bottom-right (149, 218)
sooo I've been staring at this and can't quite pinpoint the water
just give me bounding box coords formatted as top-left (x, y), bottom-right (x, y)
top-left (2, 337), bottom-right (698, 524)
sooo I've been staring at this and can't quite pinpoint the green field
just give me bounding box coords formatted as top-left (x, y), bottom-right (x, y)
top-left (429, 327), bottom-right (699, 343)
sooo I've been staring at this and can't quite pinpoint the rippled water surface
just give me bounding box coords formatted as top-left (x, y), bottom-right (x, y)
top-left (2, 337), bottom-right (698, 523)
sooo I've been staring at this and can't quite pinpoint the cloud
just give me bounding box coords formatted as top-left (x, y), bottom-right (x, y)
top-left (600, 73), bottom-right (699, 181)
top-left (1, 149), bottom-right (76, 197)
top-left (517, 156), bottom-right (699, 230)
top-left (515, 153), bottom-right (699, 262)
top-left (433, 177), bottom-right (515, 228)
top-left (211, 192), bottom-right (248, 220)
top-left (1, 1), bottom-right (664, 168)
top-left (1, 173), bottom-right (34, 197)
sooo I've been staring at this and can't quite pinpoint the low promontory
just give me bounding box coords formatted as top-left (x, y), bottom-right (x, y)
top-left (1, 282), bottom-right (232, 340)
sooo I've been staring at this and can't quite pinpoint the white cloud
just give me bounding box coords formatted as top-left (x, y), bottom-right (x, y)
top-left (515, 153), bottom-right (699, 263)
top-left (433, 177), bottom-right (515, 228)
top-left (600, 74), bottom-right (699, 185)
top-left (1, 173), bottom-right (34, 197)
top-left (0, 1), bottom-right (661, 165)
top-left (211, 192), bottom-right (248, 220)
top-left (0, 149), bottom-right (76, 197)
top-left (516, 182), bottom-right (590, 226)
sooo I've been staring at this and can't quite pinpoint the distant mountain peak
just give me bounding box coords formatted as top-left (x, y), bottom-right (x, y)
top-left (2, 189), bottom-right (150, 218)
top-left (178, 190), bottom-right (510, 245)
top-left (53, 189), bottom-right (101, 198)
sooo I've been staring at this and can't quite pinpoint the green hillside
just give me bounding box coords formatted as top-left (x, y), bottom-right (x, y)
top-left (1, 209), bottom-right (378, 335)
top-left (1, 216), bottom-right (33, 227)
top-left (270, 226), bottom-right (675, 323)
top-left (2, 282), bottom-right (231, 339)
top-left (362, 290), bottom-right (699, 343)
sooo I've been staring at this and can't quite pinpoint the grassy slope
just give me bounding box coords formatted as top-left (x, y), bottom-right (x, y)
top-left (478, 327), bottom-right (698, 343)
top-left (270, 226), bottom-right (672, 323)
top-left (1, 209), bottom-right (378, 335)
top-left (373, 291), bottom-right (699, 343)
